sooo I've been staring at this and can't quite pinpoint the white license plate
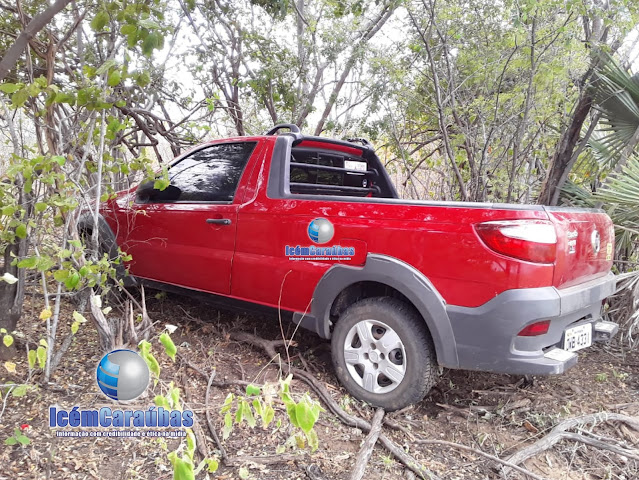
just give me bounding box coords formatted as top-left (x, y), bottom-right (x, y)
top-left (563, 323), bottom-right (592, 352)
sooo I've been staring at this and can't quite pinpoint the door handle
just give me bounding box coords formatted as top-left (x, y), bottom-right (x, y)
top-left (206, 218), bottom-right (232, 226)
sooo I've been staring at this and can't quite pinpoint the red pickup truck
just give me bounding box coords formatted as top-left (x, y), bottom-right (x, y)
top-left (84, 124), bottom-right (618, 410)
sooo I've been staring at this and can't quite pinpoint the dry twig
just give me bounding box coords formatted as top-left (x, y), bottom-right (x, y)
top-left (349, 407), bottom-right (385, 480)
top-left (204, 368), bottom-right (228, 465)
top-left (506, 412), bottom-right (639, 469)
top-left (416, 439), bottom-right (549, 480)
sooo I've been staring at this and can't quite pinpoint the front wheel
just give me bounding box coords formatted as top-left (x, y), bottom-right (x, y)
top-left (331, 297), bottom-right (438, 411)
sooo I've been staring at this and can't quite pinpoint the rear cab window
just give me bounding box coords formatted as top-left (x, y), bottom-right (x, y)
top-left (288, 140), bottom-right (396, 198)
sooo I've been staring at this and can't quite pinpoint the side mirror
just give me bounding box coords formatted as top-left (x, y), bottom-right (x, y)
top-left (135, 181), bottom-right (182, 203)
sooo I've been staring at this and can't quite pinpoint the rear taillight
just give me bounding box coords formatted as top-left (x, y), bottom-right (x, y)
top-left (518, 320), bottom-right (551, 336)
top-left (475, 220), bottom-right (557, 264)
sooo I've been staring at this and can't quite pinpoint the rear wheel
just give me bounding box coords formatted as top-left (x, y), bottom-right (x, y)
top-left (331, 296), bottom-right (438, 411)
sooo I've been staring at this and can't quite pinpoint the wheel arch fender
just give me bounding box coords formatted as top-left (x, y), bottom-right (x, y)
top-left (310, 253), bottom-right (459, 368)
top-left (77, 213), bottom-right (119, 258)
top-left (77, 213), bottom-right (133, 284)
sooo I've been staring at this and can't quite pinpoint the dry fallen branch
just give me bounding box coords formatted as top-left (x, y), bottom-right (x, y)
top-left (416, 439), bottom-right (549, 480)
top-left (180, 373), bottom-right (208, 459)
top-left (204, 368), bottom-right (228, 465)
top-left (506, 412), bottom-right (639, 469)
top-left (349, 407), bottom-right (385, 480)
top-left (228, 331), bottom-right (442, 480)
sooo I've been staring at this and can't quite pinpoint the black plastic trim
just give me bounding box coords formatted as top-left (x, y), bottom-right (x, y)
top-left (306, 253), bottom-right (458, 367)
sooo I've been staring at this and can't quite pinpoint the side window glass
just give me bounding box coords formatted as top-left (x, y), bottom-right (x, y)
top-left (168, 142), bottom-right (256, 202)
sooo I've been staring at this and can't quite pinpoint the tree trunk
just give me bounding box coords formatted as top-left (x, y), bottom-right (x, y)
top-left (0, 0), bottom-right (73, 82)
top-left (0, 240), bottom-right (26, 360)
top-left (537, 92), bottom-right (592, 205)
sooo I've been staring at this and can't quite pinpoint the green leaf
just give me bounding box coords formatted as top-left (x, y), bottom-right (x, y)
top-left (36, 346), bottom-right (46, 369)
top-left (136, 72), bottom-right (151, 87)
top-left (138, 340), bottom-right (151, 355)
top-left (70, 322), bottom-right (79, 335)
top-left (252, 398), bottom-right (263, 419)
top-left (172, 456), bottom-right (195, 480)
top-left (1, 206), bottom-right (16, 216)
top-left (159, 332), bottom-right (177, 361)
top-left (0, 83), bottom-right (20, 94)
top-left (35, 202), bottom-right (47, 213)
top-left (306, 428), bottom-right (319, 452)
top-left (138, 18), bottom-right (159, 30)
top-left (35, 256), bottom-right (55, 272)
top-left (64, 273), bottom-right (80, 290)
top-left (17, 256), bottom-right (37, 269)
top-left (220, 392), bottom-right (234, 414)
top-left (4, 437), bottom-right (17, 446)
top-left (186, 430), bottom-right (196, 459)
top-left (142, 33), bottom-right (159, 56)
top-left (170, 386), bottom-right (181, 410)
top-left (238, 466), bottom-right (250, 479)
top-left (107, 70), bottom-right (122, 87)
top-left (12, 385), bottom-right (27, 397)
top-left (154, 395), bottom-right (171, 409)
top-left (120, 24), bottom-right (137, 35)
top-left (90, 11), bottom-right (110, 31)
top-left (245, 384), bottom-right (261, 396)
top-left (55, 92), bottom-right (76, 104)
top-left (205, 458), bottom-right (219, 472)
top-left (263, 405), bottom-right (275, 428)
top-left (142, 352), bottom-right (160, 382)
top-left (16, 435), bottom-right (30, 445)
top-left (11, 89), bottom-right (28, 107)
top-left (3, 334), bottom-right (14, 347)
top-left (235, 404), bottom-right (243, 424)
top-left (53, 269), bottom-right (69, 282)
top-left (27, 350), bottom-right (36, 369)
top-left (96, 59), bottom-right (117, 76)
top-left (242, 400), bottom-right (256, 428)
top-left (15, 224), bottom-right (27, 239)
top-left (222, 412), bottom-right (233, 440)
top-left (72, 311), bottom-right (87, 323)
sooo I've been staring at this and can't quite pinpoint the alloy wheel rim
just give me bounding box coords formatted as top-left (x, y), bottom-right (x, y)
top-left (343, 319), bottom-right (407, 394)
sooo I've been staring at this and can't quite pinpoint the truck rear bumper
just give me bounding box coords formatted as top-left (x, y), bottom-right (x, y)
top-left (445, 272), bottom-right (617, 375)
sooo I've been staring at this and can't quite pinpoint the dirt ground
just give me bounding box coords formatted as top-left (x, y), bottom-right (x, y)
top-left (1, 288), bottom-right (638, 480)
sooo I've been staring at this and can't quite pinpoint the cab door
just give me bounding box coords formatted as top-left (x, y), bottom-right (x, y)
top-left (123, 141), bottom-right (259, 294)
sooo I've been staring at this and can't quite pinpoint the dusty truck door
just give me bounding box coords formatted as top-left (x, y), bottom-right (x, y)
top-left (124, 141), bottom-right (261, 294)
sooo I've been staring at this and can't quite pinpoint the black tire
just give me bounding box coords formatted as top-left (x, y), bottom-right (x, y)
top-left (331, 296), bottom-right (438, 411)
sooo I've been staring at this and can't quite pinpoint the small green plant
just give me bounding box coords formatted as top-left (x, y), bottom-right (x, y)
top-left (168, 430), bottom-right (218, 480)
top-left (221, 374), bottom-right (324, 452)
top-left (380, 454), bottom-right (394, 469)
top-left (142, 330), bottom-right (218, 480)
top-left (612, 369), bottom-right (628, 381)
top-left (595, 372), bottom-right (608, 382)
top-left (5, 425), bottom-right (30, 446)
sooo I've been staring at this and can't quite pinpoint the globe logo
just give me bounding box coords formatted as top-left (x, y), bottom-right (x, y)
top-left (308, 218), bottom-right (334, 244)
top-left (96, 349), bottom-right (150, 401)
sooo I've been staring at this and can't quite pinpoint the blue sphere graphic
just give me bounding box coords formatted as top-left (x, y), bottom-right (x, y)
top-left (97, 349), bottom-right (150, 401)
top-left (308, 218), bottom-right (334, 244)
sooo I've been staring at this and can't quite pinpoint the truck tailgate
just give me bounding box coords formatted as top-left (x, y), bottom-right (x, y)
top-left (545, 207), bottom-right (614, 289)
